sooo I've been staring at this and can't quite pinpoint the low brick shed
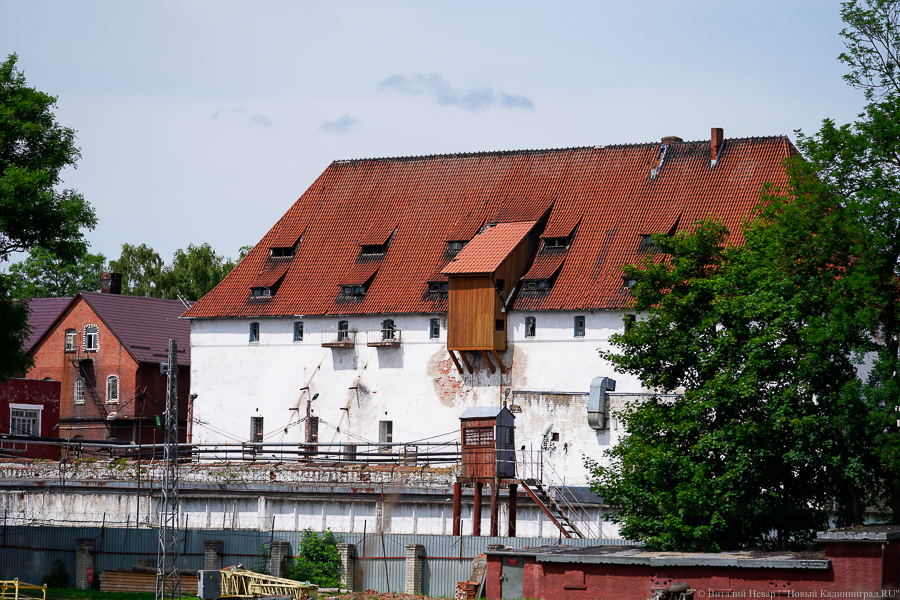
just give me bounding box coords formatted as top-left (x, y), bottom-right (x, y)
top-left (485, 526), bottom-right (900, 599)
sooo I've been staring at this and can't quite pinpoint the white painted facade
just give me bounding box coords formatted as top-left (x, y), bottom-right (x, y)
top-left (190, 309), bottom-right (648, 488)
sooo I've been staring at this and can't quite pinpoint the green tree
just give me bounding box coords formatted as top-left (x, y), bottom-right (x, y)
top-left (168, 243), bottom-right (234, 301)
top-left (591, 0), bottom-right (900, 547)
top-left (0, 53), bottom-right (97, 380)
top-left (7, 246), bottom-right (106, 298)
top-left (108, 243), bottom-right (167, 297)
top-left (284, 530), bottom-right (343, 587)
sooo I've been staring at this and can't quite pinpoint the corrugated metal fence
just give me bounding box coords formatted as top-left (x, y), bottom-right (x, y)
top-left (0, 525), bottom-right (635, 597)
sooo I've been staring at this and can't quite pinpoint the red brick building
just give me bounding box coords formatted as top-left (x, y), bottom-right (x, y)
top-left (0, 378), bottom-right (61, 459)
top-left (26, 285), bottom-right (191, 446)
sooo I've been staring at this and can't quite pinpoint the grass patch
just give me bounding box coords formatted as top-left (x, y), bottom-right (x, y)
top-left (46, 591), bottom-right (199, 600)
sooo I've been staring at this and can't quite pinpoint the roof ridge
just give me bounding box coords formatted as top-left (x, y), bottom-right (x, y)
top-left (331, 136), bottom-right (792, 164)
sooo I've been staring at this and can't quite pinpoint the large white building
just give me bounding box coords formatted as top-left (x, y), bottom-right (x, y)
top-left (185, 130), bottom-right (794, 499)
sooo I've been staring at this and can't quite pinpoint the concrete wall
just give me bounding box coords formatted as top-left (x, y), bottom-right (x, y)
top-left (189, 310), bottom-right (647, 487)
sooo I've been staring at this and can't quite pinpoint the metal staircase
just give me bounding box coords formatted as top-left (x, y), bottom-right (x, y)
top-left (521, 478), bottom-right (585, 538)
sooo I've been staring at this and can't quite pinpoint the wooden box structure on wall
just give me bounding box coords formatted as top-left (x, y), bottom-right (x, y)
top-left (459, 406), bottom-right (516, 480)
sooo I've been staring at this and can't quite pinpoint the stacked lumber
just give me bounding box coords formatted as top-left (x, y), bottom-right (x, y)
top-left (99, 568), bottom-right (199, 595)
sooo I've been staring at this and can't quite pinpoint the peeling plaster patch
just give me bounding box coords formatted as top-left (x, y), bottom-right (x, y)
top-left (510, 344), bottom-right (528, 390)
top-left (427, 349), bottom-right (465, 407)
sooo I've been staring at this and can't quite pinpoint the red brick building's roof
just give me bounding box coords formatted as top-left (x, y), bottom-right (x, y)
top-left (184, 133), bottom-right (794, 318)
top-left (24, 298), bottom-right (71, 353)
top-left (29, 292), bottom-right (192, 365)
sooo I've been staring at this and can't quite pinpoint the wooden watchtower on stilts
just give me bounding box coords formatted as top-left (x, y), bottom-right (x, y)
top-left (452, 405), bottom-right (589, 539)
top-left (453, 406), bottom-right (518, 537)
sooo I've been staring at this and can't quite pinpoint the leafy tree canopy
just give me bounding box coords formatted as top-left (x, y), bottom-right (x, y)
top-left (7, 246), bottom-right (106, 298)
top-left (592, 0), bottom-right (900, 550)
top-left (0, 53), bottom-right (96, 380)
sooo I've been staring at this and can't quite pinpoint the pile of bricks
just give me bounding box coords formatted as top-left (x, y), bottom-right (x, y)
top-left (454, 581), bottom-right (478, 600)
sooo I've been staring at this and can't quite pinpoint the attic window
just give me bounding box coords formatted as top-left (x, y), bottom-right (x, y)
top-left (446, 241), bottom-right (468, 256)
top-left (542, 227), bottom-right (576, 250)
top-left (270, 233), bottom-right (302, 258)
top-left (428, 282), bottom-right (449, 293)
top-left (524, 280), bottom-right (551, 290)
top-left (623, 277), bottom-right (639, 289)
top-left (360, 231), bottom-right (394, 256)
top-left (638, 235), bottom-right (658, 253)
top-left (251, 287), bottom-right (273, 297)
top-left (341, 285), bottom-right (366, 296)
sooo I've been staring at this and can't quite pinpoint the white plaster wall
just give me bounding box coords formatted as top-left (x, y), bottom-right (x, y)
top-left (190, 310), bottom-right (649, 487)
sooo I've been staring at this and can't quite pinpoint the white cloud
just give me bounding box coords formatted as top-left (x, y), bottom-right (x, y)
top-left (379, 73), bottom-right (534, 112)
top-left (317, 115), bottom-right (360, 134)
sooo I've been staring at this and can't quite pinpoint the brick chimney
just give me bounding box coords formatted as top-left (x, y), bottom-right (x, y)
top-left (100, 273), bottom-right (122, 294)
top-left (711, 128), bottom-right (724, 161)
top-left (661, 136), bottom-right (683, 144)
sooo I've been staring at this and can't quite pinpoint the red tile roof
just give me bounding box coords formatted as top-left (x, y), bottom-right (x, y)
top-left (522, 251), bottom-right (567, 281)
top-left (183, 134), bottom-right (794, 318)
top-left (442, 221), bottom-right (536, 275)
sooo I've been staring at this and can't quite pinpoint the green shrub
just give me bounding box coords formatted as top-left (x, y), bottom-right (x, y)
top-left (42, 559), bottom-right (69, 588)
top-left (284, 529), bottom-right (343, 588)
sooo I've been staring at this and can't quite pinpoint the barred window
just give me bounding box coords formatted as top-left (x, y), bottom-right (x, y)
top-left (463, 426), bottom-right (494, 447)
top-left (74, 378), bottom-right (85, 405)
top-left (106, 375), bottom-right (119, 404)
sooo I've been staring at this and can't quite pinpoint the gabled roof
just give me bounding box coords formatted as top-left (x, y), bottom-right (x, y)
top-left (29, 292), bottom-right (192, 365)
top-left (184, 134), bottom-right (795, 318)
top-left (24, 298), bottom-right (71, 353)
top-left (442, 221), bottom-right (536, 276)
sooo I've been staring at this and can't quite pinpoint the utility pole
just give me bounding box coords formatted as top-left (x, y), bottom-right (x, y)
top-left (157, 339), bottom-right (180, 600)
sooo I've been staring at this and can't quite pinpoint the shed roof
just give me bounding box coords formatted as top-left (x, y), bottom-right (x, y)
top-left (183, 135), bottom-right (795, 318)
top-left (442, 221), bottom-right (536, 275)
top-left (460, 406), bottom-right (513, 419)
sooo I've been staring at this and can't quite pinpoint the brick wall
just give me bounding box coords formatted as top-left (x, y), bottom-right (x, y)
top-left (0, 378), bottom-right (60, 459)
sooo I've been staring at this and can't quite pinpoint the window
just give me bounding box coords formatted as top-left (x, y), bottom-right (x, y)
top-left (337, 320), bottom-right (349, 342)
top-left (106, 375), bottom-right (119, 404)
top-left (10, 406), bottom-right (40, 436)
top-left (84, 325), bottom-right (99, 351)
top-left (495, 279), bottom-right (505, 292)
top-left (524, 280), bottom-right (550, 290)
top-left (250, 322), bottom-right (260, 343)
top-left (251, 287), bottom-right (272, 297)
top-left (293, 321), bottom-right (304, 342)
top-left (360, 243), bottom-right (389, 255)
top-left (340, 285), bottom-right (366, 296)
top-left (379, 420), bottom-right (393, 444)
top-left (64, 329), bottom-right (76, 352)
top-left (446, 241), bottom-right (467, 255)
top-left (74, 378), bottom-right (85, 405)
top-left (428, 282), bottom-right (449, 293)
top-left (429, 318), bottom-right (440, 339)
top-left (463, 426), bottom-right (494, 447)
top-left (624, 314), bottom-right (636, 334)
top-left (306, 416), bottom-right (319, 444)
top-left (623, 277), bottom-right (638, 289)
top-left (543, 228), bottom-right (577, 250)
top-left (574, 316), bottom-right (586, 337)
top-left (250, 416), bottom-right (264, 444)
top-left (638, 234), bottom-right (658, 254)
top-left (382, 319), bottom-right (395, 341)
top-left (270, 246), bottom-right (295, 258)
top-left (525, 317), bottom-right (536, 338)
top-left (495, 319), bottom-right (505, 332)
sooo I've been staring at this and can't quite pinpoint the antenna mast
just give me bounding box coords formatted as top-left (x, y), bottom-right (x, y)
top-left (157, 338), bottom-right (181, 600)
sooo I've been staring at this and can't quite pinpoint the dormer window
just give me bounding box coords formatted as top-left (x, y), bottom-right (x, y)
top-left (341, 285), bottom-right (366, 296)
top-left (251, 287), bottom-right (273, 297)
top-left (523, 280), bottom-right (551, 290)
top-left (428, 282), bottom-right (449, 293)
top-left (638, 235), bottom-right (658, 254)
top-left (447, 241), bottom-right (467, 255)
top-left (623, 277), bottom-right (638, 289)
top-left (270, 247), bottom-right (294, 258)
top-left (542, 227), bottom-right (576, 250)
top-left (360, 230), bottom-right (394, 256)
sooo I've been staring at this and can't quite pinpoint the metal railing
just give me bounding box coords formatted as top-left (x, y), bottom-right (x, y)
top-left (366, 328), bottom-right (402, 346)
top-left (320, 330), bottom-right (356, 347)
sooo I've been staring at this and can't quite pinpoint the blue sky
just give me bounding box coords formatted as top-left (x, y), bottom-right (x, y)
top-left (1, 1), bottom-right (865, 263)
